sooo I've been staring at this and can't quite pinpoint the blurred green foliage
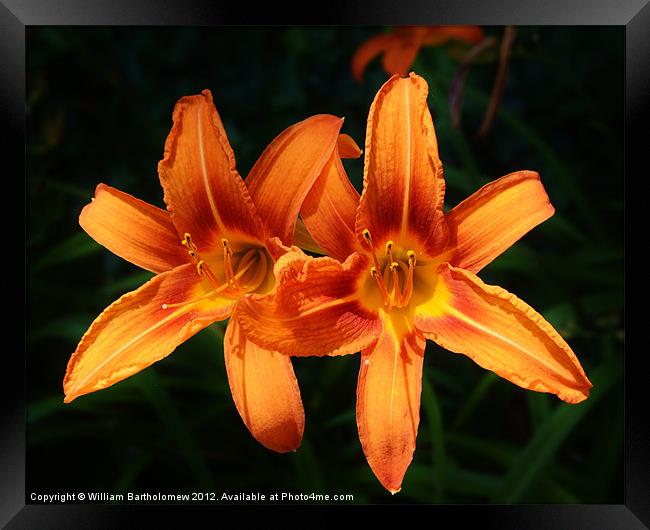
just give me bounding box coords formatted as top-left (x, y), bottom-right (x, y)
top-left (27, 26), bottom-right (623, 504)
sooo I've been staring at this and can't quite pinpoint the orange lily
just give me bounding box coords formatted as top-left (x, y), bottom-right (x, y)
top-left (352, 26), bottom-right (484, 83)
top-left (237, 73), bottom-right (592, 492)
top-left (63, 89), bottom-right (343, 453)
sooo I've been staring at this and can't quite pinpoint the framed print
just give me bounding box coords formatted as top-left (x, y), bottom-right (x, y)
top-left (4, 0), bottom-right (647, 526)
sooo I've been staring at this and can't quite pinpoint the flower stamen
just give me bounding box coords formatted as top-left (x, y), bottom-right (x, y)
top-left (222, 238), bottom-right (243, 293)
top-left (399, 250), bottom-right (416, 306)
top-left (181, 232), bottom-right (227, 290)
top-left (389, 261), bottom-right (401, 310)
top-left (161, 250), bottom-right (264, 311)
top-left (182, 232), bottom-right (197, 252)
top-left (362, 229), bottom-right (380, 268)
top-left (385, 240), bottom-right (395, 262)
top-left (370, 266), bottom-right (390, 306)
top-left (363, 228), bottom-right (391, 302)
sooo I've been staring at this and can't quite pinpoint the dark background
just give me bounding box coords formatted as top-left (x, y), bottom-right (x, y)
top-left (26, 26), bottom-right (623, 504)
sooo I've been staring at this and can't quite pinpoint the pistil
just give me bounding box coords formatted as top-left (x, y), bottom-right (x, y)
top-left (363, 229), bottom-right (391, 305)
top-left (389, 261), bottom-right (401, 310)
top-left (370, 266), bottom-right (391, 306)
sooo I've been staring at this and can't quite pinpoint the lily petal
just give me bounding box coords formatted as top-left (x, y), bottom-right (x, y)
top-left (415, 264), bottom-right (592, 403)
top-left (224, 313), bottom-right (305, 453)
top-left (337, 133), bottom-right (363, 159)
top-left (355, 73), bottom-right (448, 255)
top-left (158, 89), bottom-right (264, 251)
top-left (381, 40), bottom-right (421, 77)
top-left (246, 114), bottom-right (343, 245)
top-left (292, 218), bottom-right (326, 255)
top-left (264, 235), bottom-right (301, 264)
top-left (357, 318), bottom-right (425, 494)
top-left (446, 171), bottom-right (555, 273)
top-left (64, 264), bottom-right (235, 403)
top-left (352, 34), bottom-right (398, 83)
top-left (301, 141), bottom-right (361, 261)
top-left (237, 252), bottom-right (381, 356)
top-left (80, 184), bottom-right (188, 274)
top-left (421, 26), bottom-right (485, 46)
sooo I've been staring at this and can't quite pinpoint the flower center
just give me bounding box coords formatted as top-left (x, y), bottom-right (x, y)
top-left (362, 229), bottom-right (417, 310)
top-left (181, 233), bottom-right (271, 298)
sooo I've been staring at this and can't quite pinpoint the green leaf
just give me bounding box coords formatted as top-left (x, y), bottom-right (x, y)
top-left (291, 436), bottom-right (326, 491)
top-left (444, 165), bottom-right (478, 194)
top-left (585, 397), bottom-right (623, 500)
top-left (462, 84), bottom-right (602, 236)
top-left (540, 215), bottom-right (589, 245)
top-left (534, 477), bottom-right (582, 503)
top-left (39, 177), bottom-right (92, 199)
top-left (407, 464), bottom-right (500, 498)
top-left (579, 289), bottom-right (624, 316)
top-left (421, 369), bottom-right (446, 502)
top-left (98, 271), bottom-right (154, 297)
top-left (135, 368), bottom-right (215, 489)
top-left (527, 392), bottom-right (551, 430)
top-left (28, 313), bottom-right (94, 344)
top-left (446, 432), bottom-right (515, 467)
top-left (451, 372), bottom-right (498, 431)
top-left (32, 232), bottom-right (101, 272)
top-left (487, 244), bottom-right (544, 276)
top-left (491, 355), bottom-right (622, 502)
top-left (28, 396), bottom-right (67, 423)
top-left (542, 303), bottom-right (579, 339)
top-left (323, 409), bottom-right (355, 429)
top-left (113, 452), bottom-right (153, 496)
top-left (427, 79), bottom-right (483, 189)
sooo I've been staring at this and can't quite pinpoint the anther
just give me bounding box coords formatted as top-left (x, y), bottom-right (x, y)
top-left (181, 232), bottom-right (222, 288)
top-left (400, 250), bottom-right (417, 306)
top-left (182, 233), bottom-right (198, 253)
top-left (362, 228), bottom-right (382, 269)
top-left (386, 241), bottom-right (396, 265)
top-left (370, 266), bottom-right (390, 306)
top-left (222, 238), bottom-right (233, 255)
top-left (407, 250), bottom-right (416, 266)
top-left (363, 227), bottom-right (391, 306)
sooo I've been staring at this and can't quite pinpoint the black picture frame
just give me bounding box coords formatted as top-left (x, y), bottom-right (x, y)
top-left (6, 0), bottom-right (647, 526)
